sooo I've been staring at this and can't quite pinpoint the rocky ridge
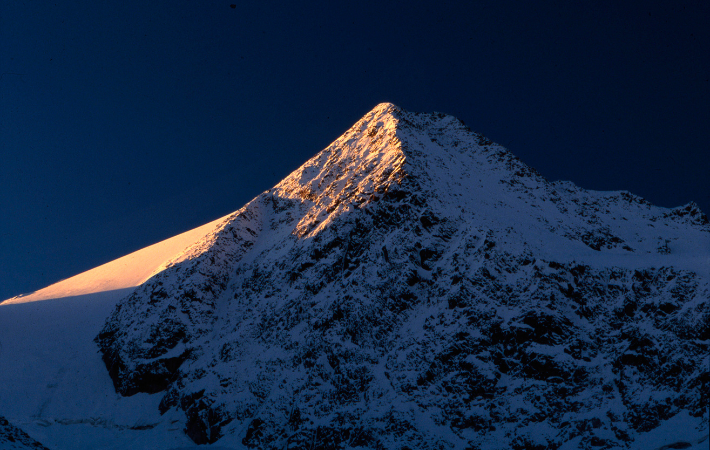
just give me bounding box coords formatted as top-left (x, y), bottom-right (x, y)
top-left (96, 103), bottom-right (709, 449)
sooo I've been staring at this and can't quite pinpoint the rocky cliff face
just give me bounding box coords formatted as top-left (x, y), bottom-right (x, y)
top-left (96, 103), bottom-right (709, 449)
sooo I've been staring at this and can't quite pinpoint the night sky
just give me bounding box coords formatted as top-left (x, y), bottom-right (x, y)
top-left (2, 1), bottom-right (709, 301)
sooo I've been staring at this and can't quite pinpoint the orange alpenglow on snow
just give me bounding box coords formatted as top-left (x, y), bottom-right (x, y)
top-left (3, 213), bottom-right (233, 304)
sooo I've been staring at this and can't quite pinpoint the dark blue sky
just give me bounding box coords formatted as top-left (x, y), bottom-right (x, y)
top-left (2, 1), bottom-right (708, 300)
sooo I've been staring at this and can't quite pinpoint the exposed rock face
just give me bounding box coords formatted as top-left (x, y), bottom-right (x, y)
top-left (0, 416), bottom-right (50, 450)
top-left (96, 103), bottom-right (709, 448)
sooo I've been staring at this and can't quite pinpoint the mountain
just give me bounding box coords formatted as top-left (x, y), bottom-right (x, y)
top-left (2, 103), bottom-right (708, 450)
top-left (95, 103), bottom-right (709, 449)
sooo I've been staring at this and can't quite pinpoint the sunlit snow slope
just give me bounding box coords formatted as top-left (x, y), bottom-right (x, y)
top-left (4, 214), bottom-right (230, 304)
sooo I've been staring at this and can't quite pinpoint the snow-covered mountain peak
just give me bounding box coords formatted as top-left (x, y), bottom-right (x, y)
top-left (269, 102), bottom-right (708, 266)
top-left (272, 103), bottom-right (407, 238)
top-left (3, 104), bottom-right (707, 450)
top-left (90, 104), bottom-right (708, 449)
top-left (266, 102), bottom-right (542, 243)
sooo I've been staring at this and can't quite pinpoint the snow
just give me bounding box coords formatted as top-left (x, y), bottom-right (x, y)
top-left (631, 411), bottom-right (708, 450)
top-left (0, 289), bottom-right (198, 449)
top-left (3, 213), bottom-right (231, 305)
top-left (0, 214), bottom-right (239, 449)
